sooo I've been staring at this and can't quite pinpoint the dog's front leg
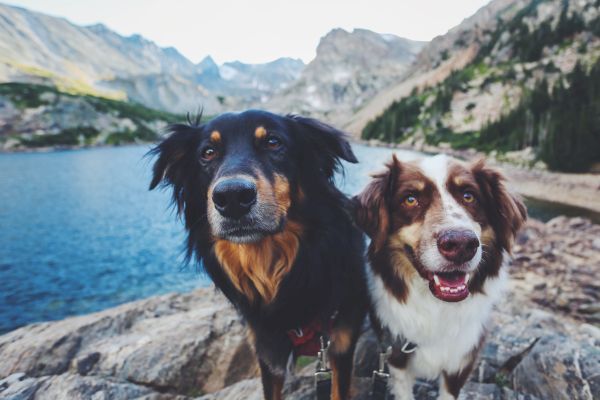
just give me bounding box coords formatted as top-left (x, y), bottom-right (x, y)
top-left (329, 328), bottom-right (358, 400)
top-left (329, 297), bottom-right (367, 400)
top-left (258, 359), bottom-right (284, 400)
top-left (388, 365), bottom-right (414, 400)
top-left (438, 367), bottom-right (473, 400)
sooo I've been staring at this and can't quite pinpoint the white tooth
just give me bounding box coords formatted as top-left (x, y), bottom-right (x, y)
top-left (464, 273), bottom-right (470, 283)
top-left (433, 275), bottom-right (440, 285)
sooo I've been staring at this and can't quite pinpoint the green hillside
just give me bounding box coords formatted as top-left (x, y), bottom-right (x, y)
top-left (362, 0), bottom-right (600, 172)
top-left (0, 82), bottom-right (184, 149)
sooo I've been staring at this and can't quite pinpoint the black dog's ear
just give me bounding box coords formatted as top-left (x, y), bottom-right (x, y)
top-left (148, 123), bottom-right (201, 210)
top-left (288, 115), bottom-right (358, 179)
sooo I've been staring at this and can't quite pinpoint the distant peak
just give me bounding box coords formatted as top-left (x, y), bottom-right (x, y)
top-left (198, 55), bottom-right (217, 67)
top-left (86, 23), bottom-right (111, 33)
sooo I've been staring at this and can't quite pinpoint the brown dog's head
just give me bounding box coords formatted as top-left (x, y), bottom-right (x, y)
top-left (355, 154), bottom-right (526, 302)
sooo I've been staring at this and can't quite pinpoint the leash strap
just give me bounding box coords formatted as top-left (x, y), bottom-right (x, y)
top-left (314, 336), bottom-right (332, 400)
top-left (370, 329), bottom-right (418, 399)
top-left (371, 347), bottom-right (390, 400)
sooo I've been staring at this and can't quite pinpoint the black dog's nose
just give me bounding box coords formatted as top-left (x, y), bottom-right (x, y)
top-left (437, 230), bottom-right (479, 263)
top-left (212, 178), bottom-right (257, 219)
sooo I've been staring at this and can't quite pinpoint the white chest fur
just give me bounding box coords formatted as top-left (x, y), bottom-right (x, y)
top-left (367, 264), bottom-right (507, 379)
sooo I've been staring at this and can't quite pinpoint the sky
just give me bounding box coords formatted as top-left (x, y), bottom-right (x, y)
top-left (5, 0), bottom-right (491, 64)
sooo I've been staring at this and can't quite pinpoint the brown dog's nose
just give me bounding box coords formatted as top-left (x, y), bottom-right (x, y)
top-left (437, 230), bottom-right (479, 263)
top-left (212, 178), bottom-right (257, 219)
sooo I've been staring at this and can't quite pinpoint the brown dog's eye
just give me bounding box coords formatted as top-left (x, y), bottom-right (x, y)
top-left (403, 195), bottom-right (418, 207)
top-left (201, 146), bottom-right (217, 161)
top-left (463, 191), bottom-right (475, 203)
top-left (266, 136), bottom-right (282, 150)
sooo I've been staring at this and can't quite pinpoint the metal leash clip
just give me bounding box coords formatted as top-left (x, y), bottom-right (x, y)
top-left (315, 336), bottom-right (332, 400)
top-left (371, 346), bottom-right (391, 400)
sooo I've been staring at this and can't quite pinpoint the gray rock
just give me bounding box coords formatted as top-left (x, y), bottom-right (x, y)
top-left (0, 288), bottom-right (258, 397)
top-left (0, 373), bottom-right (185, 400)
top-left (511, 334), bottom-right (599, 400)
top-left (195, 378), bottom-right (262, 400)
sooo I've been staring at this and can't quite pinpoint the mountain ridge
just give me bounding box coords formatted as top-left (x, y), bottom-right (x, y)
top-left (0, 3), bottom-right (305, 114)
top-left (265, 27), bottom-right (425, 127)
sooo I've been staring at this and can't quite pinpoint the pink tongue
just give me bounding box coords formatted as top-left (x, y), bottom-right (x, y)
top-left (437, 273), bottom-right (465, 287)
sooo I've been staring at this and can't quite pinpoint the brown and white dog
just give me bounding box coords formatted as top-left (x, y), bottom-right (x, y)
top-left (354, 154), bottom-right (526, 400)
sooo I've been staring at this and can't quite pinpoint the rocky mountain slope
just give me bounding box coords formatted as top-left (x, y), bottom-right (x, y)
top-left (344, 0), bottom-right (523, 135)
top-left (0, 216), bottom-right (598, 399)
top-left (353, 0), bottom-right (600, 172)
top-left (0, 82), bottom-right (182, 150)
top-left (266, 28), bottom-right (425, 127)
top-left (0, 3), bottom-right (304, 114)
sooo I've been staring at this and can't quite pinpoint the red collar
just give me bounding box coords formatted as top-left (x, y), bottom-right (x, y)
top-left (287, 318), bottom-right (332, 356)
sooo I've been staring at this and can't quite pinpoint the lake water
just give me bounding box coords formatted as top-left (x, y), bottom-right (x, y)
top-left (0, 144), bottom-right (597, 334)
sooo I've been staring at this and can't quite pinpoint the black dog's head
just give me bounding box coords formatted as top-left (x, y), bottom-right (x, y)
top-left (149, 110), bottom-right (357, 246)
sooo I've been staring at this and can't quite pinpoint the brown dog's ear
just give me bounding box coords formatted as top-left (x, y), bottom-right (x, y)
top-left (354, 155), bottom-right (400, 252)
top-left (472, 159), bottom-right (527, 252)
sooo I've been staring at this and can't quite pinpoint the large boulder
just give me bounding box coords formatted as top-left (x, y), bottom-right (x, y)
top-left (0, 288), bottom-right (258, 398)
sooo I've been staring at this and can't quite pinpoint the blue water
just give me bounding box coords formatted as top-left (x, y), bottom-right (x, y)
top-left (0, 146), bottom-right (198, 334)
top-left (0, 144), bottom-right (597, 334)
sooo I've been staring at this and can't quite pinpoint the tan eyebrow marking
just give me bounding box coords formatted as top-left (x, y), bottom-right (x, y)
top-left (402, 180), bottom-right (426, 191)
top-left (255, 126), bottom-right (267, 140)
top-left (210, 130), bottom-right (221, 143)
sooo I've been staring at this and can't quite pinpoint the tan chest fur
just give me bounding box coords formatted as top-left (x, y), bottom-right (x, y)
top-left (213, 221), bottom-right (303, 303)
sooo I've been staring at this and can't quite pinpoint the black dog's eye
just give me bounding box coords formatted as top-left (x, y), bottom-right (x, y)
top-left (266, 136), bottom-right (282, 150)
top-left (200, 146), bottom-right (217, 161)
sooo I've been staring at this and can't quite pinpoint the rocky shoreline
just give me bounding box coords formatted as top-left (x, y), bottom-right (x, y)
top-left (0, 216), bottom-right (599, 399)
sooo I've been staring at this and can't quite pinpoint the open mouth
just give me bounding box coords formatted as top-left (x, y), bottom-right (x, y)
top-left (427, 271), bottom-right (471, 302)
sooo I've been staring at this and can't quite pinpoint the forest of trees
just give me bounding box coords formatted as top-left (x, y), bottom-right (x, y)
top-left (361, 0), bottom-right (600, 172)
top-left (361, 89), bottom-right (423, 142)
top-left (480, 62), bottom-right (600, 172)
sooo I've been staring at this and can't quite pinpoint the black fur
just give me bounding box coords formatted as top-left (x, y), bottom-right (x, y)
top-left (149, 110), bottom-right (367, 399)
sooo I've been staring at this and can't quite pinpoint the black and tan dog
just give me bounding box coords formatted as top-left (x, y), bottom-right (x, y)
top-left (149, 110), bottom-right (367, 400)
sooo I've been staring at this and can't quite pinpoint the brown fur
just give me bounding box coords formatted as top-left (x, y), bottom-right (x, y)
top-left (214, 220), bottom-right (303, 303)
top-left (255, 126), bottom-right (267, 140)
top-left (388, 345), bottom-right (412, 369)
top-left (273, 174), bottom-right (292, 212)
top-left (330, 327), bottom-right (353, 355)
top-left (471, 159), bottom-right (527, 252)
top-left (210, 130), bottom-right (221, 143)
top-left (353, 155), bottom-right (398, 252)
top-left (442, 335), bottom-right (485, 398)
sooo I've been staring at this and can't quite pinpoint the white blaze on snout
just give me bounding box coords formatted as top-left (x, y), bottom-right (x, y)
top-left (417, 155), bottom-right (483, 272)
